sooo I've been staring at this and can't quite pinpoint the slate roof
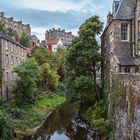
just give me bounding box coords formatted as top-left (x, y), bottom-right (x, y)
top-left (117, 56), bottom-right (136, 66)
top-left (0, 33), bottom-right (26, 49)
top-left (114, 0), bottom-right (137, 19)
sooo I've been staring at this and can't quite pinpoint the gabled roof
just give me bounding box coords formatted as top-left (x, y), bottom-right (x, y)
top-left (114, 0), bottom-right (137, 19)
top-left (47, 39), bottom-right (59, 45)
top-left (115, 56), bottom-right (136, 66)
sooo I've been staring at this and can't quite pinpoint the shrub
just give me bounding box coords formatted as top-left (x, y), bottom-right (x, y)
top-left (12, 58), bottom-right (41, 107)
top-left (83, 101), bottom-right (111, 136)
top-left (0, 110), bottom-right (15, 140)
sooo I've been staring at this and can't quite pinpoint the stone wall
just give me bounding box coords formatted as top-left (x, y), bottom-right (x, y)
top-left (0, 12), bottom-right (31, 38)
top-left (0, 37), bottom-right (27, 101)
top-left (110, 72), bottom-right (140, 140)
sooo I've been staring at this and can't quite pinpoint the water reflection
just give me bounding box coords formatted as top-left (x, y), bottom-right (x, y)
top-left (35, 103), bottom-right (94, 140)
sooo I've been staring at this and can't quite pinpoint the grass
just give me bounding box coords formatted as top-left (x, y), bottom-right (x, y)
top-left (35, 95), bottom-right (65, 110)
top-left (25, 94), bottom-right (65, 129)
top-left (1, 93), bottom-right (65, 139)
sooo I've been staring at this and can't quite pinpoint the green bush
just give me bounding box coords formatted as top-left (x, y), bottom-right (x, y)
top-left (83, 101), bottom-right (111, 136)
top-left (12, 58), bottom-right (41, 107)
top-left (0, 110), bottom-right (15, 140)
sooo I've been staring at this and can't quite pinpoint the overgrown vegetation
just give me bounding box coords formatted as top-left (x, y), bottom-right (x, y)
top-left (63, 16), bottom-right (113, 139)
top-left (20, 33), bottom-right (30, 47)
top-left (0, 110), bottom-right (15, 140)
top-left (32, 46), bottom-right (60, 90)
top-left (13, 58), bottom-right (41, 107)
top-left (64, 16), bottom-right (103, 102)
top-left (0, 94), bottom-right (65, 139)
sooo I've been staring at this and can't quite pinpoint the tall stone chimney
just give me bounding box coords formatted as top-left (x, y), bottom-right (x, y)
top-left (107, 12), bottom-right (113, 25)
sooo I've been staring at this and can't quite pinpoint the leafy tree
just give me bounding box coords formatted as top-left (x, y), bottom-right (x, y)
top-left (39, 63), bottom-right (59, 90)
top-left (0, 21), bottom-right (6, 34)
top-left (12, 58), bottom-right (41, 106)
top-left (64, 16), bottom-right (103, 102)
top-left (20, 33), bottom-right (30, 47)
top-left (32, 46), bottom-right (57, 68)
top-left (32, 46), bottom-right (59, 90)
top-left (56, 46), bottom-right (67, 81)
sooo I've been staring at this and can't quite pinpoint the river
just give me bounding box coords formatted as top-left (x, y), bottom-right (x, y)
top-left (34, 102), bottom-right (95, 140)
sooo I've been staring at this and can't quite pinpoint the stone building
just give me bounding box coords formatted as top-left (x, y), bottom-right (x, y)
top-left (0, 12), bottom-right (31, 38)
top-left (30, 35), bottom-right (40, 47)
top-left (0, 34), bottom-right (27, 101)
top-left (45, 28), bottom-right (74, 51)
top-left (101, 0), bottom-right (140, 85)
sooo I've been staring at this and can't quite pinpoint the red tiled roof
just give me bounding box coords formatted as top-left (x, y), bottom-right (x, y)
top-left (47, 39), bottom-right (58, 45)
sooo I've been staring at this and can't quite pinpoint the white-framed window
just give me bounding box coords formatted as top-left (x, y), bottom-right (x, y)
top-left (125, 67), bottom-right (130, 73)
top-left (11, 44), bottom-right (14, 53)
top-left (11, 56), bottom-right (14, 64)
top-left (5, 54), bottom-right (9, 64)
top-left (121, 23), bottom-right (129, 41)
top-left (6, 72), bottom-right (8, 81)
top-left (22, 48), bottom-right (24, 56)
top-left (5, 41), bottom-right (8, 51)
top-left (109, 32), bottom-right (114, 43)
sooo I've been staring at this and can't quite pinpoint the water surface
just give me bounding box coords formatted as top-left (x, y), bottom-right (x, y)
top-left (35, 103), bottom-right (94, 140)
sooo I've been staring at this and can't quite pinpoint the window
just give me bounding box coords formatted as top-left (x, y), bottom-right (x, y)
top-left (16, 57), bottom-right (18, 65)
top-left (121, 23), bottom-right (129, 41)
top-left (5, 41), bottom-right (8, 51)
top-left (6, 72), bottom-right (8, 81)
top-left (22, 48), bottom-right (24, 56)
top-left (16, 46), bottom-right (18, 54)
top-left (109, 32), bottom-right (114, 43)
top-left (11, 56), bottom-right (14, 64)
top-left (125, 67), bottom-right (130, 73)
top-left (5, 54), bottom-right (9, 64)
top-left (11, 72), bottom-right (14, 80)
top-left (11, 45), bottom-right (14, 53)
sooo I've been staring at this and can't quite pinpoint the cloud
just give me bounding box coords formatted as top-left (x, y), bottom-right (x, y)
top-left (3, 0), bottom-right (96, 12)
top-left (0, 0), bottom-right (113, 40)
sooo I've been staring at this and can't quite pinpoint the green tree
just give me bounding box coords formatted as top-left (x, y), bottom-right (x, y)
top-left (32, 46), bottom-right (57, 68)
top-left (56, 46), bottom-right (67, 81)
top-left (32, 46), bottom-right (59, 90)
top-left (39, 63), bottom-right (59, 90)
top-left (64, 16), bottom-right (103, 102)
top-left (20, 33), bottom-right (30, 47)
top-left (0, 21), bottom-right (6, 34)
top-left (12, 58), bottom-right (41, 106)
top-left (7, 28), bottom-right (18, 38)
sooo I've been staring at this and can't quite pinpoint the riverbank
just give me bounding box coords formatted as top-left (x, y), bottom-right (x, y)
top-left (0, 93), bottom-right (65, 139)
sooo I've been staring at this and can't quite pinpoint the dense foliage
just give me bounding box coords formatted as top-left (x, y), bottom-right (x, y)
top-left (0, 110), bottom-right (15, 140)
top-left (12, 58), bottom-right (41, 106)
top-left (64, 16), bottom-right (103, 102)
top-left (20, 33), bottom-right (30, 47)
top-left (32, 46), bottom-right (59, 90)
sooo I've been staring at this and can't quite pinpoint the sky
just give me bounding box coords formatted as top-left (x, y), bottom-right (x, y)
top-left (0, 0), bottom-right (113, 40)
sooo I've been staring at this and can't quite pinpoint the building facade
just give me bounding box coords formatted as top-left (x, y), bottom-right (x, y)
top-left (0, 34), bottom-right (27, 101)
top-left (0, 12), bottom-right (31, 38)
top-left (45, 28), bottom-right (74, 51)
top-left (30, 35), bottom-right (40, 47)
top-left (101, 0), bottom-right (140, 86)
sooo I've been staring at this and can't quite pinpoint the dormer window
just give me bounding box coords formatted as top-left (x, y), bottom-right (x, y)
top-left (121, 23), bottom-right (129, 41)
